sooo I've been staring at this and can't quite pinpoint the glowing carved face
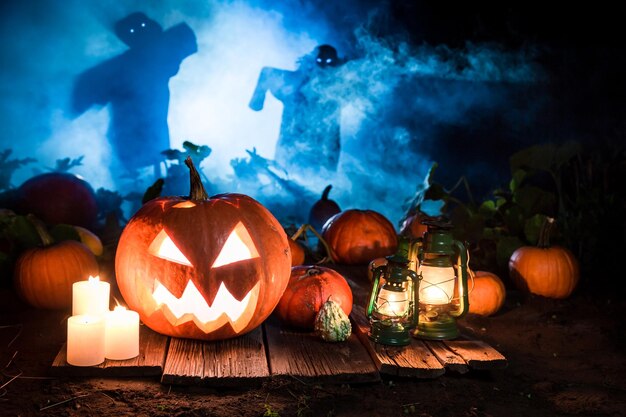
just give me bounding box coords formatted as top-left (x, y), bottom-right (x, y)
top-left (115, 193), bottom-right (292, 341)
top-left (148, 222), bottom-right (261, 333)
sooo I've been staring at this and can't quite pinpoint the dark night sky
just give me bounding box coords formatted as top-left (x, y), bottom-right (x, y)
top-left (0, 1), bottom-right (624, 222)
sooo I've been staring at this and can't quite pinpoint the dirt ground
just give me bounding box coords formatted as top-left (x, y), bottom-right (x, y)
top-left (1, 271), bottom-right (625, 417)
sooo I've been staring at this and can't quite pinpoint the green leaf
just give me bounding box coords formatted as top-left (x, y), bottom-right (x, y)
top-left (51, 156), bottom-right (84, 173)
top-left (510, 169), bottom-right (527, 192)
top-left (478, 200), bottom-right (497, 218)
top-left (6, 215), bottom-right (41, 248)
top-left (142, 178), bottom-right (165, 204)
top-left (524, 214), bottom-right (547, 246)
top-left (183, 141), bottom-right (212, 160)
top-left (513, 185), bottom-right (558, 217)
top-left (495, 197), bottom-right (507, 209)
top-left (554, 141), bottom-right (582, 167)
top-left (496, 236), bottom-right (525, 269)
top-left (49, 224), bottom-right (81, 243)
top-left (510, 143), bottom-right (557, 173)
top-left (502, 205), bottom-right (525, 236)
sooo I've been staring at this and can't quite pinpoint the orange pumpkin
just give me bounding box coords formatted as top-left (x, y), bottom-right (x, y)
top-left (322, 209), bottom-right (398, 265)
top-left (14, 218), bottom-right (99, 309)
top-left (288, 238), bottom-right (306, 266)
top-left (509, 217), bottom-right (579, 299)
top-left (115, 158), bottom-right (291, 341)
top-left (276, 266), bottom-right (353, 329)
top-left (468, 270), bottom-right (506, 316)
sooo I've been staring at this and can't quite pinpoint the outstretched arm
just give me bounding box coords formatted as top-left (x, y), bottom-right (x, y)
top-left (70, 57), bottom-right (121, 117)
top-left (248, 67), bottom-right (291, 111)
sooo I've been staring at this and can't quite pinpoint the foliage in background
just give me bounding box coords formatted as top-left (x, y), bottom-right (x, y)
top-left (0, 149), bottom-right (35, 191)
top-left (0, 211), bottom-right (84, 287)
top-left (161, 140), bottom-right (213, 196)
top-left (403, 140), bottom-right (625, 290)
top-left (48, 156), bottom-right (84, 173)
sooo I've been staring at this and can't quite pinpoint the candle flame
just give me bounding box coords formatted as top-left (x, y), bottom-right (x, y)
top-left (88, 275), bottom-right (100, 284)
top-left (113, 297), bottom-right (124, 308)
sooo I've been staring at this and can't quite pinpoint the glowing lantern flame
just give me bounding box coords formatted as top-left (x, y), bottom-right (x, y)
top-left (419, 265), bottom-right (455, 305)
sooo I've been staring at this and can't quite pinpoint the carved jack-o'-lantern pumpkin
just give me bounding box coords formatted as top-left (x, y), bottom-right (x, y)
top-left (115, 158), bottom-right (291, 341)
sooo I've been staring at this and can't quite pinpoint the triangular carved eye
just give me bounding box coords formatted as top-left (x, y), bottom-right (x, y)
top-left (212, 222), bottom-right (260, 268)
top-left (149, 229), bottom-right (193, 267)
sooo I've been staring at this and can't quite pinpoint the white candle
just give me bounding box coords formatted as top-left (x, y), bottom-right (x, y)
top-left (72, 276), bottom-right (110, 316)
top-left (67, 315), bottom-right (105, 366)
top-left (105, 306), bottom-right (140, 360)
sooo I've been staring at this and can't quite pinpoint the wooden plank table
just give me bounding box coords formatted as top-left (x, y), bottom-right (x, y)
top-left (161, 327), bottom-right (269, 387)
top-left (263, 315), bottom-right (380, 384)
top-left (51, 325), bottom-right (168, 377)
top-left (351, 304), bottom-right (507, 377)
top-left (50, 265), bottom-right (507, 384)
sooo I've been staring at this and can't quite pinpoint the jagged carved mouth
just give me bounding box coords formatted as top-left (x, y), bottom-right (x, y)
top-left (152, 279), bottom-right (261, 334)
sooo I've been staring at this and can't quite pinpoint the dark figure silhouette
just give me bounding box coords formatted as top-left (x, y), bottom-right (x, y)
top-left (72, 12), bottom-right (197, 175)
top-left (249, 45), bottom-right (342, 176)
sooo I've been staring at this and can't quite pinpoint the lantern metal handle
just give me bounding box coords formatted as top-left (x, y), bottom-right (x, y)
top-left (366, 264), bottom-right (386, 319)
top-left (450, 239), bottom-right (469, 318)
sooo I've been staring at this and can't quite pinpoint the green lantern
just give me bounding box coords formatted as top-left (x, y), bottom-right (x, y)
top-left (413, 220), bottom-right (469, 340)
top-left (367, 254), bottom-right (419, 346)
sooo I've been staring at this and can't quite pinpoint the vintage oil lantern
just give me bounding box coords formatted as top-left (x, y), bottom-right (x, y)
top-left (413, 219), bottom-right (469, 340)
top-left (367, 254), bottom-right (419, 346)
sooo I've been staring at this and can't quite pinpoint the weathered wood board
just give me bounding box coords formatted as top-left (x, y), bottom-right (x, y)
top-left (51, 325), bottom-right (168, 377)
top-left (444, 338), bottom-right (507, 370)
top-left (161, 326), bottom-right (269, 386)
top-left (351, 305), bottom-right (445, 378)
top-left (426, 340), bottom-right (469, 374)
top-left (351, 305), bottom-right (507, 377)
top-left (263, 315), bottom-right (380, 384)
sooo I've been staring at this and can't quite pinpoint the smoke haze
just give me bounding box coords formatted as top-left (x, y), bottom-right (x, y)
top-left (0, 0), bottom-right (551, 225)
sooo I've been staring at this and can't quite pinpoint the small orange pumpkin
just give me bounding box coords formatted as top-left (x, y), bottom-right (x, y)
top-left (288, 238), bottom-right (306, 266)
top-left (509, 217), bottom-right (579, 299)
top-left (468, 270), bottom-right (506, 316)
top-left (276, 266), bottom-right (353, 329)
top-left (13, 217), bottom-right (99, 309)
top-left (322, 209), bottom-right (398, 265)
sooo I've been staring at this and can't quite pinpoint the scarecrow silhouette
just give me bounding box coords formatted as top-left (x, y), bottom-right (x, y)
top-left (249, 45), bottom-right (343, 176)
top-left (71, 12), bottom-right (197, 176)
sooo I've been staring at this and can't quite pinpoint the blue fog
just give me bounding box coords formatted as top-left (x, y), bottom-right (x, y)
top-left (0, 0), bottom-right (545, 225)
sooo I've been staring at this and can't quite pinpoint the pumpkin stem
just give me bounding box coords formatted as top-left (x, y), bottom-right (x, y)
top-left (305, 267), bottom-right (322, 276)
top-left (27, 214), bottom-right (54, 247)
top-left (185, 156), bottom-right (209, 200)
top-left (537, 216), bottom-right (555, 248)
top-left (321, 185), bottom-right (332, 201)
